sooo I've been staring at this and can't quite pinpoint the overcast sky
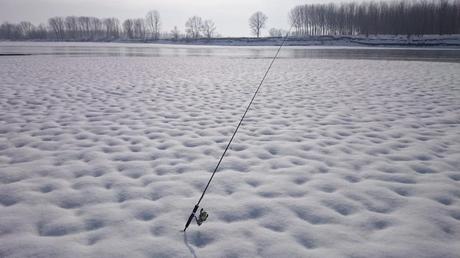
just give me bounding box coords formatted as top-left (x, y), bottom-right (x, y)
top-left (1, 0), bottom-right (353, 37)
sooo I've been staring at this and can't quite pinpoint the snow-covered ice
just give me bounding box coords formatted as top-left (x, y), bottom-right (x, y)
top-left (1, 48), bottom-right (460, 257)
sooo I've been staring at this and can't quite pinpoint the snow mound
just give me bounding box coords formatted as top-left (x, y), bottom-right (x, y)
top-left (0, 54), bottom-right (460, 257)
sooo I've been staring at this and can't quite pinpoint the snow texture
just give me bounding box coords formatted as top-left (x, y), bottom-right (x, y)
top-left (154, 34), bottom-right (460, 47)
top-left (2, 34), bottom-right (460, 47)
top-left (1, 49), bottom-right (460, 258)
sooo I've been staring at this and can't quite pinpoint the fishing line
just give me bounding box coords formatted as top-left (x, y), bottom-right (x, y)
top-left (183, 26), bottom-right (293, 231)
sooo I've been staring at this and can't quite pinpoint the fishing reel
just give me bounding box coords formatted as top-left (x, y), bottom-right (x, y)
top-left (195, 208), bottom-right (208, 226)
top-left (183, 205), bottom-right (209, 231)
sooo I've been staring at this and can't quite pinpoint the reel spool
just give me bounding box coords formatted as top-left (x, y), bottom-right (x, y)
top-left (195, 208), bottom-right (208, 226)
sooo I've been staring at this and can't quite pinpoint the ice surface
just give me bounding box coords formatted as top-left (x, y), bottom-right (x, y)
top-left (0, 53), bottom-right (460, 258)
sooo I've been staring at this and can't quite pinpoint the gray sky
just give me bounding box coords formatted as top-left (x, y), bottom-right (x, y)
top-left (0, 0), bottom-right (351, 37)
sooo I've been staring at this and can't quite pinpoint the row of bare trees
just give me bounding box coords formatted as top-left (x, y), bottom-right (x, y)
top-left (122, 11), bottom-right (161, 40)
top-left (184, 16), bottom-right (217, 39)
top-left (47, 16), bottom-right (122, 41)
top-left (2, 1), bottom-right (460, 41)
top-left (1, 16), bottom-right (131, 41)
top-left (0, 11), bottom-right (222, 41)
top-left (0, 22), bottom-right (48, 40)
top-left (289, 0), bottom-right (460, 36)
top-left (0, 11), bottom-right (264, 40)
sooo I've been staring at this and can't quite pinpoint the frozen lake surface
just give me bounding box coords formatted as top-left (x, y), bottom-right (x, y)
top-left (1, 43), bottom-right (460, 257)
top-left (2, 41), bottom-right (460, 62)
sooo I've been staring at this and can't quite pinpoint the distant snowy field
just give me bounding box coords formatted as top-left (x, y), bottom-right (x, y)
top-left (1, 48), bottom-right (460, 257)
top-left (156, 34), bottom-right (460, 47)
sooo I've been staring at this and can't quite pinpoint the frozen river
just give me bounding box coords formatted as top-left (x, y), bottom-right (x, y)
top-left (1, 42), bottom-right (460, 258)
top-left (2, 41), bottom-right (460, 62)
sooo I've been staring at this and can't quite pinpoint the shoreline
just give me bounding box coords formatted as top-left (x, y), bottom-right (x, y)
top-left (2, 35), bottom-right (460, 48)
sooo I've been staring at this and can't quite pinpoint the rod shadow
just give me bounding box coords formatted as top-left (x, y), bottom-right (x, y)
top-left (183, 231), bottom-right (198, 258)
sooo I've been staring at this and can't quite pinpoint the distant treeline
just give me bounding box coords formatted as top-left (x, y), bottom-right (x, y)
top-left (289, 0), bottom-right (460, 36)
top-left (0, 11), bottom-right (217, 41)
top-left (1, 0), bottom-right (460, 41)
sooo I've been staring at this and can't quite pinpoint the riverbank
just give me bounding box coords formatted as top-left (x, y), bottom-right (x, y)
top-left (2, 34), bottom-right (460, 48)
top-left (155, 34), bottom-right (460, 47)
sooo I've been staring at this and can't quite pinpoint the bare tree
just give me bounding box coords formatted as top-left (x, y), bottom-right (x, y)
top-left (103, 18), bottom-right (120, 40)
top-left (133, 18), bottom-right (146, 40)
top-left (65, 16), bottom-right (79, 40)
top-left (269, 28), bottom-right (285, 37)
top-left (201, 19), bottom-right (216, 39)
top-left (123, 19), bottom-right (134, 39)
top-left (185, 16), bottom-right (203, 39)
top-left (171, 26), bottom-right (181, 40)
top-left (89, 17), bottom-right (103, 40)
top-left (48, 17), bottom-right (66, 40)
top-left (19, 21), bottom-right (34, 39)
top-left (31, 23), bottom-right (48, 39)
top-left (146, 10), bottom-right (161, 40)
top-left (249, 11), bottom-right (267, 38)
top-left (78, 16), bottom-right (92, 40)
top-left (0, 22), bottom-right (21, 40)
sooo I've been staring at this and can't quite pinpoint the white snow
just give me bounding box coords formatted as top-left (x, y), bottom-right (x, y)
top-left (1, 48), bottom-right (460, 258)
top-left (4, 33), bottom-right (460, 47)
top-left (156, 34), bottom-right (460, 47)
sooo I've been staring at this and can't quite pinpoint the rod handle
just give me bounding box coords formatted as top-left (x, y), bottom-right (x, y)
top-left (183, 205), bottom-right (199, 231)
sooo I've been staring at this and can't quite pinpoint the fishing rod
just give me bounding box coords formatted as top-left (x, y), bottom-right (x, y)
top-left (183, 27), bottom-right (293, 232)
